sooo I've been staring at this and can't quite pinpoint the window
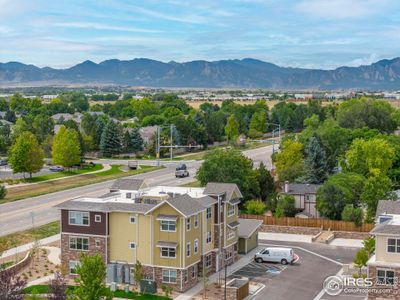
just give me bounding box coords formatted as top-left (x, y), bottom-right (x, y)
top-left (95, 239), bottom-right (100, 248)
top-left (69, 237), bottom-right (89, 251)
top-left (206, 207), bottom-right (212, 219)
top-left (186, 217), bottom-right (191, 231)
top-left (162, 269), bottom-right (177, 284)
top-left (95, 214), bottom-right (101, 223)
top-left (227, 229), bottom-right (235, 240)
top-left (191, 265), bottom-right (197, 279)
top-left (68, 211), bottom-right (89, 226)
top-left (194, 214), bottom-right (199, 228)
top-left (377, 269), bottom-right (395, 285)
top-left (69, 261), bottom-right (79, 275)
top-left (161, 220), bottom-right (176, 232)
top-left (228, 205), bottom-right (235, 217)
top-left (206, 231), bottom-right (212, 244)
top-left (129, 242), bottom-right (136, 249)
top-left (194, 239), bottom-right (198, 254)
top-left (205, 254), bottom-right (212, 268)
top-left (183, 270), bottom-right (188, 282)
top-left (225, 251), bottom-right (232, 260)
top-left (161, 247), bottom-right (176, 258)
top-left (186, 242), bottom-right (191, 257)
top-left (379, 215), bottom-right (393, 224)
top-left (387, 238), bottom-right (400, 253)
top-left (129, 216), bottom-right (136, 224)
top-left (126, 193), bottom-right (132, 199)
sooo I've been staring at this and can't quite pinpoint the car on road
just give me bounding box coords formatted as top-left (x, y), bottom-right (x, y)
top-left (0, 159), bottom-right (7, 166)
top-left (254, 247), bottom-right (296, 265)
top-left (175, 164), bottom-right (189, 178)
top-left (49, 166), bottom-right (64, 172)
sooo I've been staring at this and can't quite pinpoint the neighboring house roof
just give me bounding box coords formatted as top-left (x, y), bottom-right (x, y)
top-left (110, 179), bottom-right (147, 191)
top-left (295, 211), bottom-right (314, 218)
top-left (283, 183), bottom-right (321, 195)
top-left (51, 113), bottom-right (73, 121)
top-left (139, 126), bottom-right (158, 142)
top-left (203, 182), bottom-right (243, 202)
top-left (376, 200), bottom-right (400, 217)
top-left (54, 199), bottom-right (154, 213)
top-left (371, 223), bottom-right (400, 235)
top-left (237, 218), bottom-right (263, 239)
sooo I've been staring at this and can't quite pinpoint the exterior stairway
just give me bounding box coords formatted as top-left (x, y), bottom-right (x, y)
top-left (314, 230), bottom-right (335, 244)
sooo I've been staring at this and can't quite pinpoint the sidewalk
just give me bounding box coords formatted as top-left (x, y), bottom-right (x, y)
top-left (0, 234), bottom-right (60, 259)
top-left (175, 247), bottom-right (261, 300)
top-left (259, 232), bottom-right (313, 243)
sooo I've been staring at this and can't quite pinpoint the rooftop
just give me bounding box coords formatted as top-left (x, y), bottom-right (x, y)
top-left (371, 214), bottom-right (400, 235)
top-left (376, 200), bottom-right (400, 218)
top-left (282, 183), bottom-right (321, 195)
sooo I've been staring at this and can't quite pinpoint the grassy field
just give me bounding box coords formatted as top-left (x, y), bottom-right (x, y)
top-left (0, 165), bottom-right (161, 204)
top-left (0, 221), bottom-right (59, 250)
top-left (24, 164), bottom-right (103, 183)
top-left (23, 286), bottom-right (171, 299)
top-left (180, 180), bottom-right (201, 187)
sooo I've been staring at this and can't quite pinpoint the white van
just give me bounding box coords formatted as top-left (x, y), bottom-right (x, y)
top-left (254, 247), bottom-right (295, 265)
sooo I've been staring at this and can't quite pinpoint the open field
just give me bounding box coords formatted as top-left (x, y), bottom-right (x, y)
top-left (0, 165), bottom-right (160, 204)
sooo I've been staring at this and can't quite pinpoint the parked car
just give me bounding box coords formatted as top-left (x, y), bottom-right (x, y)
top-left (0, 159), bottom-right (7, 166)
top-left (254, 247), bottom-right (296, 265)
top-left (49, 166), bottom-right (64, 172)
top-left (175, 164), bottom-right (189, 178)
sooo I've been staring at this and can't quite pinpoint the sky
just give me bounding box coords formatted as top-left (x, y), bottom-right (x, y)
top-left (0, 0), bottom-right (399, 69)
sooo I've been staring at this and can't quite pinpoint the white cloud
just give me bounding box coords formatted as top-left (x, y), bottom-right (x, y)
top-left (295, 0), bottom-right (391, 19)
top-left (347, 53), bottom-right (381, 67)
top-left (54, 22), bottom-right (161, 33)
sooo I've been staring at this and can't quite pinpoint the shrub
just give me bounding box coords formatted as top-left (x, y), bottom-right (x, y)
top-left (275, 195), bottom-right (296, 217)
top-left (341, 204), bottom-right (363, 227)
top-left (244, 200), bottom-right (266, 215)
top-left (0, 185), bottom-right (6, 199)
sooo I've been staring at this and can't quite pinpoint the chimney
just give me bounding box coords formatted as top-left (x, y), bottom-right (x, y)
top-left (284, 181), bottom-right (289, 193)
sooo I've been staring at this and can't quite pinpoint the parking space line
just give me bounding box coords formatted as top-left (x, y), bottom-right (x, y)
top-left (260, 243), bottom-right (343, 266)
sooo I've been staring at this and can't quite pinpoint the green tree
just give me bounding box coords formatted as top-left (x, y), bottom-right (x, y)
top-left (316, 182), bottom-right (347, 220)
top-left (274, 140), bottom-right (305, 182)
top-left (257, 162), bottom-right (275, 202)
top-left (100, 121), bottom-right (123, 157)
top-left (361, 171), bottom-right (394, 221)
top-left (8, 132), bottom-right (44, 178)
top-left (362, 237), bottom-right (375, 258)
top-left (341, 204), bottom-right (363, 227)
top-left (73, 253), bottom-right (112, 300)
top-left (345, 138), bottom-right (395, 176)
top-left (244, 200), bottom-right (267, 215)
top-left (32, 114), bottom-right (54, 143)
top-left (196, 149), bottom-right (259, 200)
top-left (132, 260), bottom-right (143, 291)
top-left (11, 118), bottom-right (29, 141)
top-left (301, 136), bottom-right (328, 183)
top-left (52, 126), bottom-right (81, 168)
top-left (275, 195), bottom-right (296, 217)
top-left (225, 114), bottom-right (239, 143)
top-left (131, 98), bottom-right (160, 120)
top-left (248, 111), bottom-right (268, 138)
top-left (354, 249), bottom-right (369, 277)
top-left (124, 128), bottom-right (144, 153)
top-left (0, 185), bottom-right (7, 199)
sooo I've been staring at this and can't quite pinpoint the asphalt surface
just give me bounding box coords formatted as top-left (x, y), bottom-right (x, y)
top-left (0, 165), bottom-right (55, 179)
top-left (236, 242), bottom-right (359, 300)
top-left (0, 145), bottom-right (274, 236)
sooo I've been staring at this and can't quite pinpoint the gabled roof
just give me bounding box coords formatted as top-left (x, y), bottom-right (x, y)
top-left (110, 178), bottom-right (147, 191)
top-left (371, 222), bottom-right (400, 235)
top-left (55, 199), bottom-right (154, 213)
top-left (283, 183), bottom-right (321, 195)
top-left (166, 194), bottom-right (206, 217)
top-left (376, 200), bottom-right (400, 218)
top-left (203, 182), bottom-right (243, 201)
top-left (194, 196), bottom-right (217, 208)
top-left (237, 218), bottom-right (263, 239)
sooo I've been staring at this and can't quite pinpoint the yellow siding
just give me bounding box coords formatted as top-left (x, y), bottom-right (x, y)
top-left (376, 235), bottom-right (400, 262)
top-left (185, 212), bottom-right (202, 266)
top-left (152, 204), bottom-right (182, 268)
top-left (226, 203), bottom-right (239, 246)
top-left (204, 206), bottom-right (215, 253)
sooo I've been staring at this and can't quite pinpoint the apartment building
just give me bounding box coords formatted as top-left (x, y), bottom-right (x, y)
top-left (56, 179), bottom-right (248, 292)
top-left (367, 200), bottom-right (400, 299)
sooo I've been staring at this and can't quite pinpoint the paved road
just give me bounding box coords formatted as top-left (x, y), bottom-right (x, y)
top-left (0, 145), bottom-right (274, 236)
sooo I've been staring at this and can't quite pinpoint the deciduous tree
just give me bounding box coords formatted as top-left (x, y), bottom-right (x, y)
top-left (274, 139), bottom-right (304, 182)
top-left (52, 125), bottom-right (81, 168)
top-left (225, 114), bottom-right (239, 143)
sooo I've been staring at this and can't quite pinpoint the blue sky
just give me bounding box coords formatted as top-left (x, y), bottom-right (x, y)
top-left (0, 0), bottom-right (399, 69)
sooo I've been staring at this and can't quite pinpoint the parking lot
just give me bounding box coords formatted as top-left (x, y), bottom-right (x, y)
top-left (230, 243), bottom-right (358, 300)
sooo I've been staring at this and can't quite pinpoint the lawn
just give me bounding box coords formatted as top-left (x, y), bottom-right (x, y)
top-left (0, 165), bottom-right (162, 204)
top-left (0, 221), bottom-right (59, 249)
top-left (23, 286), bottom-right (171, 300)
top-left (24, 163), bottom-right (103, 183)
top-left (180, 180), bottom-right (202, 187)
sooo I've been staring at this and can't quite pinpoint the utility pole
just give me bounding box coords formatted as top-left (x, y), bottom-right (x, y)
top-left (224, 258), bottom-right (227, 300)
top-left (170, 124), bottom-right (173, 161)
top-left (156, 126), bottom-right (161, 167)
top-left (272, 129), bottom-right (275, 154)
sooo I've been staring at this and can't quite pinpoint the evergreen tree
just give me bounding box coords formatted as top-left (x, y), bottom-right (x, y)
top-left (125, 127), bottom-right (144, 153)
top-left (258, 162), bottom-right (275, 202)
top-left (100, 121), bottom-right (122, 157)
top-left (8, 131), bottom-right (44, 178)
top-left (301, 136), bottom-right (328, 183)
top-left (52, 125), bottom-right (81, 168)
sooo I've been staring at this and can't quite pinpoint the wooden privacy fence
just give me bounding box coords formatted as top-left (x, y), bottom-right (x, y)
top-left (240, 214), bottom-right (374, 232)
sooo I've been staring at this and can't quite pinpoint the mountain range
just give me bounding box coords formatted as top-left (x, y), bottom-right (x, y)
top-left (1, 57), bottom-right (400, 89)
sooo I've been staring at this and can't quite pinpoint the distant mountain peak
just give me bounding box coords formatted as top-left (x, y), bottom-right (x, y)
top-left (0, 57), bottom-right (399, 89)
